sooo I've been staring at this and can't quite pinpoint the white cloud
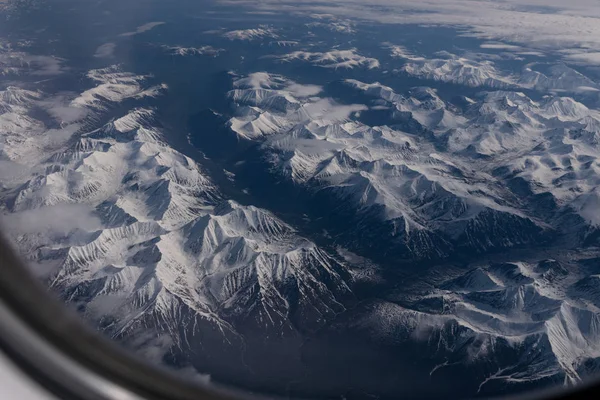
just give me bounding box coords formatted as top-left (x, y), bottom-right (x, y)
top-left (233, 71), bottom-right (285, 89)
top-left (300, 98), bottom-right (367, 121)
top-left (574, 86), bottom-right (600, 92)
top-left (25, 55), bottom-right (65, 75)
top-left (232, 71), bottom-right (322, 96)
top-left (38, 93), bottom-right (90, 124)
top-left (119, 22), bottom-right (165, 37)
top-left (306, 18), bottom-right (356, 34)
top-left (1, 204), bottom-right (102, 237)
top-left (219, 0), bottom-right (600, 66)
top-left (565, 52), bottom-right (600, 65)
top-left (0, 52), bottom-right (64, 76)
top-left (480, 43), bottom-right (522, 51)
top-left (285, 83), bottom-right (323, 97)
top-left (0, 160), bottom-right (30, 183)
top-left (94, 43), bottom-right (116, 58)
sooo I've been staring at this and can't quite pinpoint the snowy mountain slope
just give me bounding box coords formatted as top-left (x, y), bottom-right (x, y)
top-left (221, 69), bottom-right (600, 389)
top-left (224, 73), bottom-right (600, 243)
top-left (0, 63), bottom-right (353, 369)
top-left (275, 48), bottom-right (380, 69)
top-left (343, 79), bottom-right (600, 231)
top-left (222, 27), bottom-right (278, 41)
top-left (227, 72), bottom-right (363, 139)
top-left (2, 9), bottom-right (600, 397)
top-left (161, 45), bottom-right (224, 57)
top-left (518, 64), bottom-right (599, 92)
top-left (0, 44), bottom-right (63, 77)
top-left (72, 66), bottom-right (167, 110)
top-left (354, 256), bottom-right (600, 389)
top-left (0, 87), bottom-right (48, 162)
top-left (389, 50), bottom-right (516, 88)
top-left (226, 73), bottom-right (557, 258)
top-left (386, 45), bottom-right (600, 94)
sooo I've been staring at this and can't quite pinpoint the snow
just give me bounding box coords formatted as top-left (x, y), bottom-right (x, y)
top-left (387, 46), bottom-right (598, 94)
top-left (119, 22), bottom-right (165, 37)
top-left (161, 45), bottom-right (223, 57)
top-left (228, 74), bottom-right (562, 250)
top-left (71, 66), bottom-right (166, 110)
top-left (275, 48), bottom-right (380, 69)
top-left (4, 33), bottom-right (600, 393)
top-left (222, 27), bottom-right (278, 41)
top-left (400, 52), bottom-right (515, 88)
top-left (0, 63), bottom-right (352, 364)
top-left (358, 256), bottom-right (600, 387)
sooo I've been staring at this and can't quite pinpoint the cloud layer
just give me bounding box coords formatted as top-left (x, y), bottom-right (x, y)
top-left (220, 0), bottom-right (600, 66)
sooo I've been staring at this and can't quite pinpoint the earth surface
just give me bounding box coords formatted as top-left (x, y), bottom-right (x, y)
top-left (2, 1), bottom-right (600, 399)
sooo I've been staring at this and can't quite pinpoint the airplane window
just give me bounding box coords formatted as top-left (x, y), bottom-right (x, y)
top-left (1, 1), bottom-right (600, 399)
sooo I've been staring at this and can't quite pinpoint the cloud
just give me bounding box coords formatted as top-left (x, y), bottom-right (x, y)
top-left (0, 51), bottom-right (64, 76)
top-left (218, 0), bottom-right (600, 66)
top-left (117, 331), bottom-right (211, 386)
top-left (480, 43), bottom-right (522, 51)
top-left (38, 93), bottom-right (90, 123)
top-left (565, 52), bottom-right (600, 65)
top-left (25, 54), bottom-right (65, 75)
top-left (285, 83), bottom-right (323, 97)
top-left (574, 86), bottom-right (600, 92)
top-left (299, 98), bottom-right (367, 121)
top-left (306, 17), bottom-right (356, 34)
top-left (94, 43), bottom-right (116, 58)
top-left (119, 22), bottom-right (165, 37)
top-left (1, 204), bottom-right (102, 238)
top-left (0, 160), bottom-right (30, 183)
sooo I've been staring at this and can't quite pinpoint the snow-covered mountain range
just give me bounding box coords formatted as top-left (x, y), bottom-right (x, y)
top-left (222, 27), bottom-right (279, 41)
top-left (0, 58), bottom-right (353, 380)
top-left (275, 48), bottom-right (380, 70)
top-left (214, 69), bottom-right (600, 392)
top-left (387, 45), bottom-right (600, 95)
top-left (226, 72), bottom-right (600, 262)
top-left (2, 4), bottom-right (600, 398)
